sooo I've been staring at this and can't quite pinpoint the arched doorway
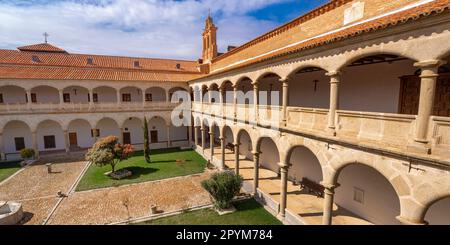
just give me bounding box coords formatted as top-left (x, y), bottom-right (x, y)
top-left (2, 120), bottom-right (32, 160)
top-left (67, 119), bottom-right (93, 150)
top-left (334, 163), bottom-right (401, 224)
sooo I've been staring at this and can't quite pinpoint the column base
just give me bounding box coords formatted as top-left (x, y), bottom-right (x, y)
top-left (407, 142), bottom-right (431, 155)
top-left (396, 216), bottom-right (428, 225)
top-left (326, 127), bottom-right (336, 136)
top-left (276, 213), bottom-right (286, 220)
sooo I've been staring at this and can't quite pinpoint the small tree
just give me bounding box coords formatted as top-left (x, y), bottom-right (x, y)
top-left (143, 116), bottom-right (151, 163)
top-left (201, 171), bottom-right (243, 210)
top-left (86, 136), bottom-right (134, 173)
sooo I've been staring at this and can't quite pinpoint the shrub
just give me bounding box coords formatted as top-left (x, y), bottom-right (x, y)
top-left (85, 136), bottom-right (134, 173)
top-left (20, 148), bottom-right (35, 159)
top-left (201, 171), bottom-right (243, 210)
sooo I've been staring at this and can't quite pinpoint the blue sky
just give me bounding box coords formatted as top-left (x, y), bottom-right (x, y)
top-left (0, 0), bottom-right (328, 59)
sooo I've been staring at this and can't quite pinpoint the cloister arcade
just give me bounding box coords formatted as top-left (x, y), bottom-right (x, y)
top-left (189, 20), bottom-right (450, 225)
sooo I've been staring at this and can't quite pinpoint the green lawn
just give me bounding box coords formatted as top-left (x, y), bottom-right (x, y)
top-left (0, 160), bottom-right (22, 183)
top-left (138, 199), bottom-right (282, 225)
top-left (76, 148), bottom-right (207, 191)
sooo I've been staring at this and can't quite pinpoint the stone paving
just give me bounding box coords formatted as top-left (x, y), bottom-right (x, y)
top-left (47, 173), bottom-right (211, 225)
top-left (0, 155), bottom-right (212, 225)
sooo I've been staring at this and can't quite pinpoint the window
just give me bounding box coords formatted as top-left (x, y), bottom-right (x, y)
top-left (31, 93), bottom-right (37, 103)
top-left (122, 93), bottom-right (131, 102)
top-left (134, 61), bottom-right (140, 67)
top-left (93, 93), bottom-right (98, 103)
top-left (32, 55), bottom-right (40, 63)
top-left (0, 93), bottom-right (3, 103)
top-left (353, 187), bottom-right (364, 204)
top-left (63, 93), bottom-right (71, 103)
top-left (14, 137), bottom-right (25, 151)
top-left (87, 58), bottom-right (93, 65)
top-left (176, 63), bottom-right (181, 69)
top-left (145, 93), bottom-right (153, 102)
top-left (43, 135), bottom-right (56, 149)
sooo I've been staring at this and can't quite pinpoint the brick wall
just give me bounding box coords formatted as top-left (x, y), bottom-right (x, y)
top-left (210, 0), bottom-right (421, 72)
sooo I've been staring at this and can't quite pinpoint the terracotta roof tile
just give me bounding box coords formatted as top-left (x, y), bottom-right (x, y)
top-left (17, 43), bottom-right (67, 53)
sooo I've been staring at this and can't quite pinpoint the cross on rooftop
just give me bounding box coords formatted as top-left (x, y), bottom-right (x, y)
top-left (43, 32), bottom-right (49, 43)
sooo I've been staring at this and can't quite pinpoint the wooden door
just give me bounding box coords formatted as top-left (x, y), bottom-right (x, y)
top-left (399, 74), bottom-right (450, 117)
top-left (150, 130), bottom-right (158, 143)
top-left (123, 132), bottom-right (131, 145)
top-left (69, 132), bottom-right (78, 146)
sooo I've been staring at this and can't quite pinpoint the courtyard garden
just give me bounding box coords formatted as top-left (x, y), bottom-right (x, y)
top-left (0, 160), bottom-right (22, 182)
top-left (137, 198), bottom-right (282, 225)
top-left (76, 147), bottom-right (207, 191)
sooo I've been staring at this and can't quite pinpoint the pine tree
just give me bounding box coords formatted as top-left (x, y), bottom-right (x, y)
top-left (143, 116), bottom-right (151, 163)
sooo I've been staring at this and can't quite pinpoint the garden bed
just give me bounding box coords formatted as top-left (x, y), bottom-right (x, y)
top-left (76, 148), bottom-right (207, 191)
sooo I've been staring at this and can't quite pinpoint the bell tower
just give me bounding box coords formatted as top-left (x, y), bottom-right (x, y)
top-left (202, 13), bottom-right (218, 64)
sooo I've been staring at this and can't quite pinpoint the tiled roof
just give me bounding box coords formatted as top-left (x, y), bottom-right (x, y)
top-left (17, 43), bottom-right (67, 53)
top-left (0, 65), bottom-right (201, 82)
top-left (0, 43), bottom-right (202, 82)
top-left (192, 0), bottom-right (450, 81)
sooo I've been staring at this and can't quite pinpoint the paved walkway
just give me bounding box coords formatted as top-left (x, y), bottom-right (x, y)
top-left (0, 156), bottom-right (212, 225)
top-left (0, 157), bottom-right (88, 225)
top-left (207, 147), bottom-right (372, 225)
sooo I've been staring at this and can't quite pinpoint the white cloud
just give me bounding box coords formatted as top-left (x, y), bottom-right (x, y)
top-left (0, 0), bottom-right (291, 59)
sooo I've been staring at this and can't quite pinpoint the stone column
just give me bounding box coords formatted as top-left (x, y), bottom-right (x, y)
top-left (188, 126), bottom-right (193, 147)
top-left (209, 128), bottom-right (215, 162)
top-left (252, 151), bottom-right (260, 195)
top-left (201, 127), bottom-right (206, 153)
top-left (321, 182), bottom-right (339, 225)
top-left (26, 90), bottom-right (32, 109)
top-left (119, 128), bottom-right (124, 144)
top-left (234, 143), bottom-right (240, 176)
top-left (64, 130), bottom-right (70, 153)
top-left (166, 90), bottom-right (170, 103)
top-left (58, 89), bottom-right (64, 109)
top-left (0, 132), bottom-right (4, 161)
top-left (194, 126), bottom-right (199, 148)
top-left (89, 88), bottom-right (94, 109)
top-left (253, 82), bottom-right (259, 124)
top-left (220, 136), bottom-right (225, 169)
top-left (219, 87), bottom-right (225, 118)
top-left (396, 216), bottom-right (428, 225)
top-left (233, 86), bottom-right (238, 122)
top-left (278, 163), bottom-right (291, 218)
top-left (281, 78), bottom-right (289, 127)
top-left (32, 131), bottom-right (39, 159)
top-left (326, 71), bottom-right (341, 136)
top-left (116, 89), bottom-right (121, 105)
top-left (410, 60), bottom-right (446, 152)
top-left (166, 124), bottom-right (171, 147)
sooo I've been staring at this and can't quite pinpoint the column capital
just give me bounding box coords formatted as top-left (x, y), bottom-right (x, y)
top-left (219, 136), bottom-right (225, 141)
top-left (325, 70), bottom-right (341, 77)
top-left (414, 59), bottom-right (446, 69)
top-left (251, 150), bottom-right (260, 156)
top-left (320, 181), bottom-right (340, 192)
top-left (280, 77), bottom-right (290, 84)
top-left (233, 142), bottom-right (240, 147)
top-left (277, 162), bottom-right (292, 169)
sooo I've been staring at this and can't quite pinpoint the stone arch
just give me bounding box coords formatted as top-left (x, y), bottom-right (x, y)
top-left (2, 120), bottom-right (33, 155)
top-left (122, 117), bottom-right (143, 146)
top-left (330, 159), bottom-right (403, 224)
top-left (286, 63), bottom-right (329, 79)
top-left (30, 85), bottom-right (60, 103)
top-left (148, 116), bottom-right (168, 147)
top-left (335, 51), bottom-right (418, 72)
top-left (120, 86), bottom-right (143, 102)
top-left (0, 85), bottom-right (27, 104)
top-left (95, 117), bottom-right (120, 139)
top-left (221, 124), bottom-right (234, 145)
top-left (285, 145), bottom-right (325, 184)
top-left (420, 194), bottom-right (450, 225)
top-left (255, 71), bottom-right (281, 84)
top-left (92, 85), bottom-right (117, 103)
top-left (36, 119), bottom-right (65, 152)
top-left (62, 86), bottom-right (90, 103)
top-left (236, 128), bottom-right (254, 161)
top-left (145, 86), bottom-right (166, 102)
top-left (234, 76), bottom-right (253, 87)
top-left (168, 86), bottom-right (187, 102)
top-left (256, 136), bottom-right (281, 173)
top-left (67, 118), bottom-right (94, 149)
